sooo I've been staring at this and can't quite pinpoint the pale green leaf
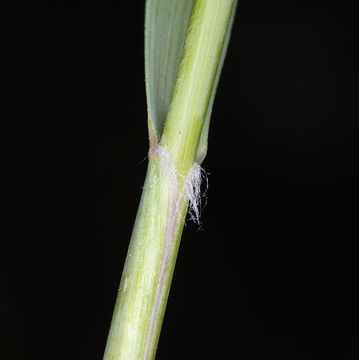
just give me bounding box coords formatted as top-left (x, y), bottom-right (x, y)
top-left (195, 0), bottom-right (238, 164)
top-left (145, 0), bottom-right (195, 139)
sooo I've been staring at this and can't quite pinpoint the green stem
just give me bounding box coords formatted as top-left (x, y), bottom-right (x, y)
top-left (103, 1), bottom-right (235, 359)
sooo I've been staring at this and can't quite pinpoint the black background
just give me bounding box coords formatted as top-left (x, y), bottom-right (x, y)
top-left (2, 1), bottom-right (358, 359)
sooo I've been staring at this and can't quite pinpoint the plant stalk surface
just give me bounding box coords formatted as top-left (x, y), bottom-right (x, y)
top-left (104, 1), bottom-right (236, 359)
